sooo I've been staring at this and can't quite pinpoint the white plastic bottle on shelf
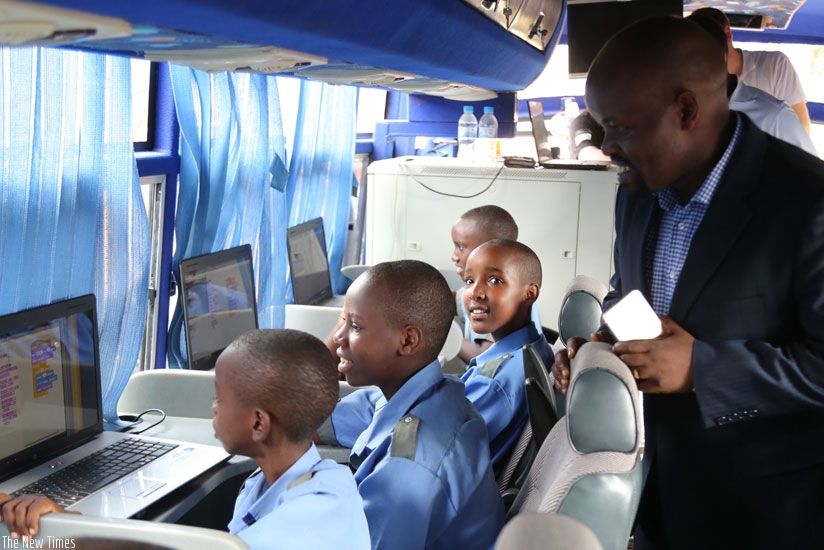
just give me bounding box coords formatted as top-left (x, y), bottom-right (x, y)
top-left (478, 106), bottom-right (499, 161)
top-left (457, 105), bottom-right (477, 159)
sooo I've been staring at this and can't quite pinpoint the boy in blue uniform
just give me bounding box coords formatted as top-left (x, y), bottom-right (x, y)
top-left (324, 260), bottom-right (504, 550)
top-left (459, 239), bottom-right (554, 472)
top-left (0, 329), bottom-right (370, 550)
top-left (451, 206), bottom-right (545, 364)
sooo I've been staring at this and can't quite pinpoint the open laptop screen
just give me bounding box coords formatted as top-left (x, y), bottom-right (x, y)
top-left (287, 217), bottom-right (335, 306)
top-left (179, 244), bottom-right (259, 371)
top-left (0, 294), bottom-right (102, 483)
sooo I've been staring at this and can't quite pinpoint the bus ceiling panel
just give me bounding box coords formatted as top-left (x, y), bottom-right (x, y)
top-left (11, 0), bottom-right (563, 94)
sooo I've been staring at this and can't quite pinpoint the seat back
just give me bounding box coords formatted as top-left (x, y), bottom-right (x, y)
top-left (497, 343), bottom-right (558, 505)
top-left (507, 341), bottom-right (643, 550)
top-left (496, 512), bottom-right (603, 550)
top-left (557, 274), bottom-right (608, 347)
top-left (284, 304), bottom-right (344, 342)
top-left (554, 274), bottom-right (609, 417)
top-left (0, 513), bottom-right (249, 549)
top-left (522, 343), bottom-right (558, 447)
top-left (118, 369), bottom-right (215, 419)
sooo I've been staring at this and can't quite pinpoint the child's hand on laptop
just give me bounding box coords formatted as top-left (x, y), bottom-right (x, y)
top-left (0, 493), bottom-right (75, 540)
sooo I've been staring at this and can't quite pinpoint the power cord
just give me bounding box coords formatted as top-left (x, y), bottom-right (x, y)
top-left (126, 408), bottom-right (168, 435)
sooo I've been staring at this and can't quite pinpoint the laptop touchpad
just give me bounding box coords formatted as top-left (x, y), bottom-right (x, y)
top-left (111, 476), bottom-right (167, 499)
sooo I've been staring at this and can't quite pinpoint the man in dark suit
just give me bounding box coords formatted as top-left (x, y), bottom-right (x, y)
top-left (552, 15), bottom-right (824, 549)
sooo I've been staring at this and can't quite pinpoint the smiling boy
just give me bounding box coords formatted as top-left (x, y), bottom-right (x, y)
top-left (459, 239), bottom-right (554, 473)
top-left (322, 260), bottom-right (504, 550)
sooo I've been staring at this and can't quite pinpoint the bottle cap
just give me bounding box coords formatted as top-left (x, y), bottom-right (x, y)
top-left (484, 106), bottom-right (494, 114)
top-left (463, 105), bottom-right (473, 112)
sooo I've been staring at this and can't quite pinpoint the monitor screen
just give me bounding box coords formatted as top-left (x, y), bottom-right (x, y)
top-left (179, 245), bottom-right (258, 371)
top-left (567, 0), bottom-right (684, 77)
top-left (0, 295), bottom-right (101, 481)
top-left (287, 217), bottom-right (334, 306)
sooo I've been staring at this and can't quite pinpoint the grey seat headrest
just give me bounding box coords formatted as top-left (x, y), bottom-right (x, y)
top-left (557, 275), bottom-right (608, 347)
top-left (566, 341), bottom-right (640, 454)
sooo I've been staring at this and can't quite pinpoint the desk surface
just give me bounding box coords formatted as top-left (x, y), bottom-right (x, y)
top-left (131, 415), bottom-right (352, 524)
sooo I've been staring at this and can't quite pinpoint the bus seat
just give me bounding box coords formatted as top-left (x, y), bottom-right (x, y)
top-left (507, 341), bottom-right (643, 550)
top-left (557, 275), bottom-right (608, 348)
top-left (497, 344), bottom-right (559, 509)
top-left (496, 512), bottom-right (603, 550)
top-left (340, 264), bottom-right (370, 281)
top-left (118, 369), bottom-right (215, 419)
top-left (553, 274), bottom-right (609, 418)
top-left (0, 513), bottom-right (248, 549)
top-left (284, 304), bottom-right (343, 342)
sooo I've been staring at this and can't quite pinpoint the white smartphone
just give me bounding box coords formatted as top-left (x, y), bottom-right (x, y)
top-left (602, 289), bottom-right (662, 341)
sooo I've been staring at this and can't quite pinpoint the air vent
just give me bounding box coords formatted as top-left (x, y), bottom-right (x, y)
top-left (0, 0), bottom-right (131, 46)
top-left (144, 46), bottom-right (327, 74)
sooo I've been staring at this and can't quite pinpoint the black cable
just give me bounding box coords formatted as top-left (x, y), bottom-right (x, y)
top-left (128, 408), bottom-right (167, 435)
top-left (410, 163), bottom-right (505, 199)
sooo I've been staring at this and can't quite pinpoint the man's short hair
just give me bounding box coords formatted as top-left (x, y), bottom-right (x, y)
top-left (364, 260), bottom-right (455, 363)
top-left (689, 7), bottom-right (730, 30)
top-left (688, 9), bottom-right (730, 55)
top-left (230, 329), bottom-right (339, 442)
top-left (460, 205), bottom-right (519, 241)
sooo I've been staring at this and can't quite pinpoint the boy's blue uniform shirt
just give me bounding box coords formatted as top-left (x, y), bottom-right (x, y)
top-left (333, 360), bottom-right (504, 550)
top-left (462, 322), bottom-right (553, 470)
top-left (230, 443), bottom-right (370, 550)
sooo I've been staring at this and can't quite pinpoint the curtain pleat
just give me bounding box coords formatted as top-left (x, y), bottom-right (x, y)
top-left (0, 47), bottom-right (148, 423)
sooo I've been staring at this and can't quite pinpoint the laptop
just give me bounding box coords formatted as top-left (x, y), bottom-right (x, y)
top-left (287, 217), bottom-right (345, 307)
top-left (527, 99), bottom-right (610, 171)
top-left (0, 294), bottom-right (230, 518)
top-left (179, 244), bottom-right (259, 371)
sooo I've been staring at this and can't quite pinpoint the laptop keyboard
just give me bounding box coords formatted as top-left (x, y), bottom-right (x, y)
top-left (12, 438), bottom-right (178, 508)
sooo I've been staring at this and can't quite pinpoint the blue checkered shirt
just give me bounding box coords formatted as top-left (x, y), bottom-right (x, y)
top-left (645, 114), bottom-right (743, 315)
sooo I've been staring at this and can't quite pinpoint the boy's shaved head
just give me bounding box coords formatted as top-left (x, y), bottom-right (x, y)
top-left (228, 329), bottom-right (339, 442)
top-left (460, 205), bottom-right (518, 241)
top-left (478, 239), bottom-right (542, 287)
top-left (362, 260), bottom-right (455, 363)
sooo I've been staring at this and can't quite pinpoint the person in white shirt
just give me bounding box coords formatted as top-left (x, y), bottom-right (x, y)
top-left (690, 6), bottom-right (811, 134)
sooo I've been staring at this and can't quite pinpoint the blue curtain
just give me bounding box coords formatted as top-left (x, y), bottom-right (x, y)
top-left (168, 68), bottom-right (289, 368)
top-left (286, 80), bottom-right (357, 295)
top-left (0, 47), bottom-right (149, 423)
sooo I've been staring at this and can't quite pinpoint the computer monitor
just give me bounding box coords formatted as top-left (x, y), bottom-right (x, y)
top-left (566, 0), bottom-right (684, 77)
top-left (179, 244), bottom-right (258, 371)
top-left (287, 217), bottom-right (336, 306)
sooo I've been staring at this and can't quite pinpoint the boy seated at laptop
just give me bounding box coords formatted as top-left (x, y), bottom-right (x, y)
top-left (320, 260), bottom-right (504, 549)
top-left (0, 329), bottom-right (371, 550)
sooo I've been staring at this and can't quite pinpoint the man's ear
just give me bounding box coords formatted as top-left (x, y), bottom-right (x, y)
top-left (525, 283), bottom-right (540, 305)
top-left (398, 325), bottom-right (423, 356)
top-left (251, 408), bottom-right (272, 443)
top-left (676, 89), bottom-right (699, 130)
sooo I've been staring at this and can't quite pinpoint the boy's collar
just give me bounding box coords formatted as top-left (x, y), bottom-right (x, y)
top-left (472, 323), bottom-right (540, 367)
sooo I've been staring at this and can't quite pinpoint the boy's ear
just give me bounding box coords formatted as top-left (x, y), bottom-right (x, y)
top-left (525, 283), bottom-right (540, 305)
top-left (251, 407), bottom-right (272, 443)
top-left (398, 325), bottom-right (423, 356)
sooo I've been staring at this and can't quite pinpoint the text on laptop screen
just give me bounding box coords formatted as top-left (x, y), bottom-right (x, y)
top-left (287, 217), bottom-right (334, 305)
top-left (180, 244), bottom-right (259, 371)
top-left (0, 295), bottom-right (101, 481)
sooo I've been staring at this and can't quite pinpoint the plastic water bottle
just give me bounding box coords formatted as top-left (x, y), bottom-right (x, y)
top-left (457, 106), bottom-right (477, 159)
top-left (478, 106), bottom-right (499, 161)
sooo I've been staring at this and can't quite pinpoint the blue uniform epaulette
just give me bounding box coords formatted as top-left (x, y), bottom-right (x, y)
top-left (390, 413), bottom-right (420, 460)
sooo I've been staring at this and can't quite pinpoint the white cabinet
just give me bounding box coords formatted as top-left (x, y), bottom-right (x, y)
top-left (365, 157), bottom-right (618, 329)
